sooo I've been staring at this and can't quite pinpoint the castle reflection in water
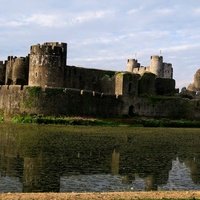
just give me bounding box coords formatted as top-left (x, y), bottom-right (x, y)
top-left (0, 125), bottom-right (200, 192)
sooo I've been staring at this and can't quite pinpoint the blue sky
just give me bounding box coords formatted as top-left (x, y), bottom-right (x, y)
top-left (0, 0), bottom-right (200, 88)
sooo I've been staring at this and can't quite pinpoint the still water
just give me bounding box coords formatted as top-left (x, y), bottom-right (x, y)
top-left (1, 124), bottom-right (200, 192)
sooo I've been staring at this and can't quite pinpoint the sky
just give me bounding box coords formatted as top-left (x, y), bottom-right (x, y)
top-left (0, 0), bottom-right (200, 89)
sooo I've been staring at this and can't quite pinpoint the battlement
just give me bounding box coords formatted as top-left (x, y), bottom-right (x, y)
top-left (127, 59), bottom-right (137, 64)
top-left (150, 55), bottom-right (163, 61)
top-left (128, 59), bottom-right (139, 66)
top-left (42, 86), bottom-right (119, 98)
top-left (7, 56), bottom-right (28, 63)
top-left (44, 42), bottom-right (67, 48)
top-left (30, 42), bottom-right (67, 55)
top-left (30, 45), bottom-right (63, 55)
top-left (126, 59), bottom-right (141, 72)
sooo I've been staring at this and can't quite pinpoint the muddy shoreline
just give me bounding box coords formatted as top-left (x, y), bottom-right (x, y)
top-left (1, 192), bottom-right (200, 200)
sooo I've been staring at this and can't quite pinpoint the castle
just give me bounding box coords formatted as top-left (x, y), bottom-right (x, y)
top-left (0, 42), bottom-right (198, 119)
top-left (0, 42), bottom-right (174, 96)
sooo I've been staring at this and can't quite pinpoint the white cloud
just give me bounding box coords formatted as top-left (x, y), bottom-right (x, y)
top-left (73, 10), bottom-right (115, 24)
top-left (0, 10), bottom-right (115, 28)
top-left (0, 18), bottom-right (25, 28)
top-left (25, 14), bottom-right (61, 27)
top-left (72, 30), bottom-right (170, 47)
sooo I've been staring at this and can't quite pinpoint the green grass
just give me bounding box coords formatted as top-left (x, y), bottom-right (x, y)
top-left (10, 114), bottom-right (200, 128)
top-left (11, 115), bottom-right (120, 126)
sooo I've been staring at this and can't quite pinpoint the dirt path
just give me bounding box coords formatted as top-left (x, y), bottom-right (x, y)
top-left (1, 191), bottom-right (200, 200)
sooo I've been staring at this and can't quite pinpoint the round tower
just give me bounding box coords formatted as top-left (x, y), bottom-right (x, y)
top-left (12, 57), bottom-right (29, 85)
top-left (0, 61), bottom-right (5, 85)
top-left (5, 56), bottom-right (14, 85)
top-left (150, 55), bottom-right (163, 77)
top-left (126, 59), bottom-right (138, 72)
top-left (29, 42), bottom-right (67, 88)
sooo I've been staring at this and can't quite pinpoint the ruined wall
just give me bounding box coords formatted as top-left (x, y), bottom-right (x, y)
top-left (115, 73), bottom-right (123, 95)
top-left (29, 42), bottom-right (67, 88)
top-left (12, 57), bottom-right (29, 85)
top-left (115, 72), bottom-right (140, 96)
top-left (163, 63), bottom-right (173, 79)
top-left (138, 74), bottom-right (175, 96)
top-left (155, 78), bottom-right (176, 95)
top-left (5, 56), bottom-right (29, 85)
top-left (126, 59), bottom-right (139, 72)
top-left (0, 85), bottom-right (199, 119)
top-left (64, 66), bottom-right (115, 94)
top-left (121, 96), bottom-right (196, 119)
top-left (5, 57), bottom-right (14, 85)
top-left (0, 86), bottom-right (122, 117)
top-left (0, 61), bottom-right (5, 85)
top-left (100, 75), bottom-right (115, 94)
top-left (133, 66), bottom-right (151, 75)
top-left (194, 69), bottom-right (200, 89)
top-left (187, 69), bottom-right (200, 92)
top-left (138, 73), bottom-right (156, 96)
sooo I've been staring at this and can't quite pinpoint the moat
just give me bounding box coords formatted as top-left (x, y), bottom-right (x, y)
top-left (1, 124), bottom-right (200, 192)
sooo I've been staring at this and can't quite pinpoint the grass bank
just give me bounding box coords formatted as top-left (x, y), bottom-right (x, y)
top-left (8, 114), bottom-right (200, 128)
top-left (11, 115), bottom-right (119, 126)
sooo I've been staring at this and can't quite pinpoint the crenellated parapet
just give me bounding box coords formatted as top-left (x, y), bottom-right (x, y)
top-left (30, 42), bottom-right (67, 56)
top-left (126, 59), bottom-right (140, 72)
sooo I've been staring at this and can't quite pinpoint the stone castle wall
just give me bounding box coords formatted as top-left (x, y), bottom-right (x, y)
top-left (0, 85), bottom-right (199, 119)
top-left (122, 96), bottom-right (200, 119)
top-left (64, 66), bottom-right (115, 94)
top-left (0, 85), bottom-right (122, 117)
top-left (115, 72), bottom-right (141, 96)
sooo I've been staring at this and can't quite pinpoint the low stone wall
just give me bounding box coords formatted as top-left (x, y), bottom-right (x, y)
top-left (0, 85), bottom-right (199, 119)
top-left (0, 85), bottom-right (123, 117)
top-left (121, 95), bottom-right (200, 119)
